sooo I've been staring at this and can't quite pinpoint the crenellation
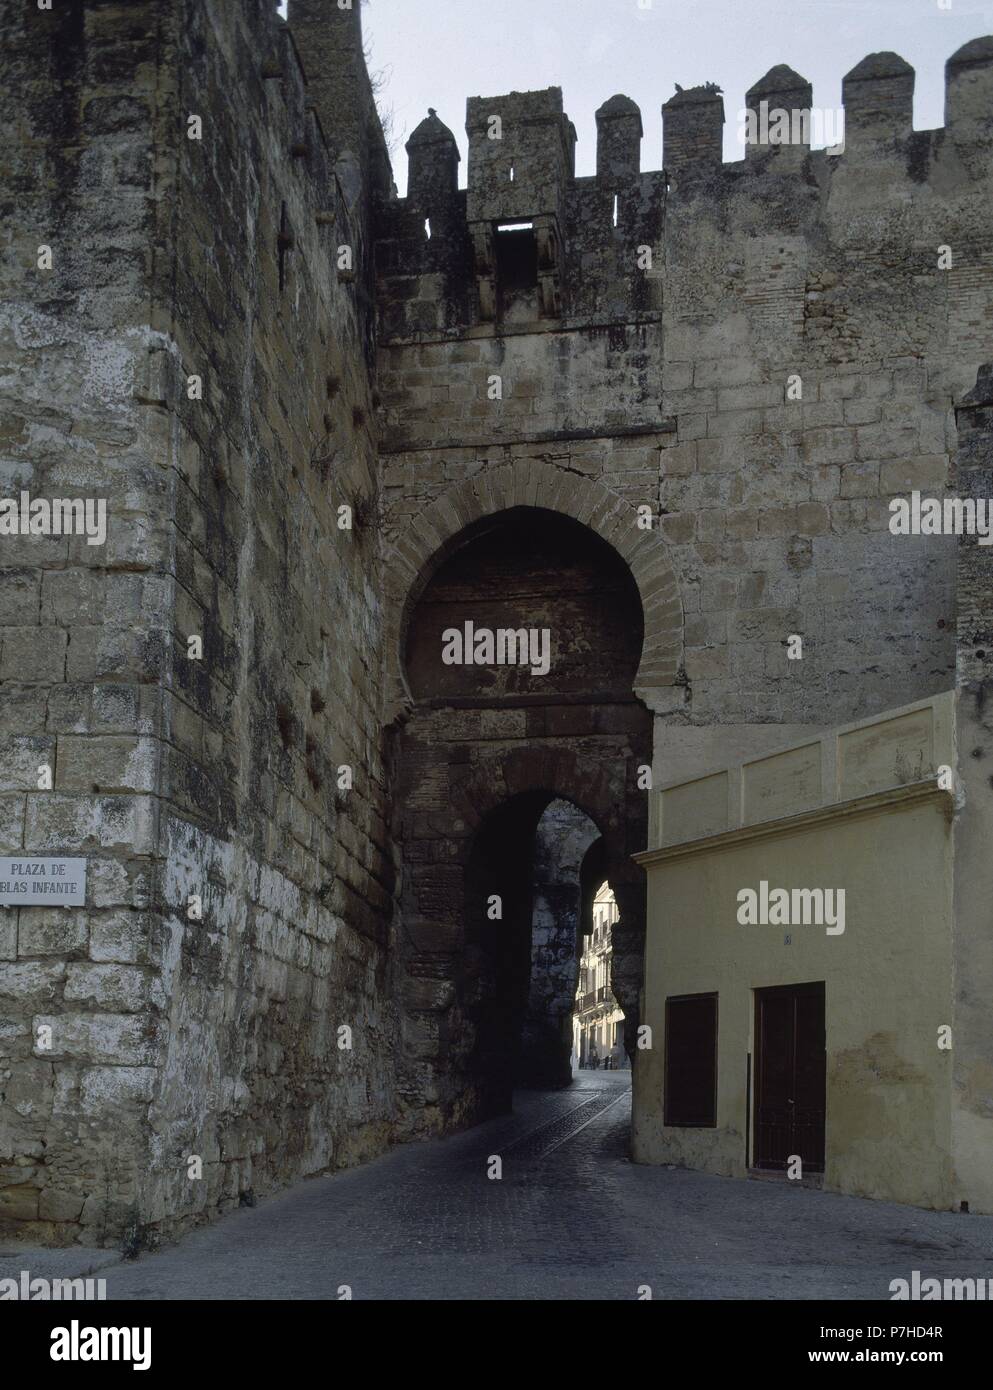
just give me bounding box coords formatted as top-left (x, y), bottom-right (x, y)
top-left (841, 52), bottom-right (915, 149)
top-left (465, 88), bottom-right (575, 225)
top-left (743, 64), bottom-right (814, 164)
top-left (595, 94), bottom-right (643, 184)
top-left (945, 36), bottom-right (993, 140)
top-left (406, 110), bottom-right (461, 216)
top-left (662, 85), bottom-right (725, 184)
top-left (375, 43), bottom-right (993, 345)
top-left (380, 83), bottom-right (667, 334)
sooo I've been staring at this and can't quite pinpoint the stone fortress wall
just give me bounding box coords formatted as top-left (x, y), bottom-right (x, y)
top-left (0, 0), bottom-right (401, 1249)
top-left (378, 43), bottom-right (993, 745)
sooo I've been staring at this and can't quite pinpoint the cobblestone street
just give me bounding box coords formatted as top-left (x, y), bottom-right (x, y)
top-left (50, 1074), bottom-right (993, 1301)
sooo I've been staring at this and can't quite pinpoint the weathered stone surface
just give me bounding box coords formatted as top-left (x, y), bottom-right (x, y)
top-left (38, 1188), bottom-right (86, 1222)
top-left (32, 1012), bottom-right (157, 1066)
top-left (0, 0), bottom-right (401, 1251)
top-left (17, 910), bottom-right (88, 958)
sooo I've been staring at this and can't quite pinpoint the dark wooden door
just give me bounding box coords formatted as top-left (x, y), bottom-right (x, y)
top-left (754, 982), bottom-right (825, 1172)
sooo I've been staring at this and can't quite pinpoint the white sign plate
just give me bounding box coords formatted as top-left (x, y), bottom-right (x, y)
top-left (0, 857), bottom-right (86, 907)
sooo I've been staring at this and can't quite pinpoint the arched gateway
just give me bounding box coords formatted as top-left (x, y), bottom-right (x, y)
top-left (381, 460), bottom-right (684, 725)
top-left (389, 497), bottom-right (674, 1131)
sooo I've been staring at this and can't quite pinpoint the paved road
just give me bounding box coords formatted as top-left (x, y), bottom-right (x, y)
top-left (43, 1073), bottom-right (993, 1300)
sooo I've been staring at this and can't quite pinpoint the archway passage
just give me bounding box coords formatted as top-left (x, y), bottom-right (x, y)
top-left (393, 505), bottom-right (653, 1133)
top-left (404, 508), bottom-right (644, 702)
top-left (381, 461), bottom-right (683, 723)
top-left (463, 798), bottom-right (627, 1107)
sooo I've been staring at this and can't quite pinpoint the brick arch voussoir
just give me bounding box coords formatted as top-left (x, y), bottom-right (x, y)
top-left (449, 746), bottom-right (628, 848)
top-left (449, 764), bottom-right (507, 833)
top-left (382, 460), bottom-right (683, 725)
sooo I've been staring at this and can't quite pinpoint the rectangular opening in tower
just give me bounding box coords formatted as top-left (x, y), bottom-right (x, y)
top-left (494, 224), bottom-right (538, 320)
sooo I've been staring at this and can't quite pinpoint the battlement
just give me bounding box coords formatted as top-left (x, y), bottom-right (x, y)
top-left (665, 39), bottom-right (993, 180)
top-left (841, 52), bottom-right (914, 145)
top-left (211, 0), bottom-right (397, 313)
top-left (289, 0), bottom-right (393, 197)
top-left (374, 38), bottom-right (993, 339)
top-left (376, 83), bottom-right (666, 334)
top-left (228, 0), bottom-right (397, 346)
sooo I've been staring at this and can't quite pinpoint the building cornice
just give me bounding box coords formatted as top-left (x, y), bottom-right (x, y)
top-left (633, 779), bottom-right (953, 868)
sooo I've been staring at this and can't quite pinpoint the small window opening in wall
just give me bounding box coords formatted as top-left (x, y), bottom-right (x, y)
top-left (424, 217), bottom-right (432, 240)
top-left (277, 201), bottom-right (294, 292)
top-left (613, 193), bottom-right (619, 228)
top-left (494, 222), bottom-right (538, 301)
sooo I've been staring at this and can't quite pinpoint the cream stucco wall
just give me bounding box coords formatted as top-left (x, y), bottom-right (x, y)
top-left (951, 687), bottom-right (993, 1214)
top-left (632, 694), bottom-right (979, 1213)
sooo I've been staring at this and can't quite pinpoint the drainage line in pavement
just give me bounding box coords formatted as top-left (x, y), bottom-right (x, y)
top-left (501, 1095), bottom-right (614, 1157)
top-left (536, 1088), bottom-right (631, 1157)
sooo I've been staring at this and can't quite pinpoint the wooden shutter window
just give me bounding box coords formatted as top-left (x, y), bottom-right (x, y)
top-left (664, 992), bottom-right (718, 1127)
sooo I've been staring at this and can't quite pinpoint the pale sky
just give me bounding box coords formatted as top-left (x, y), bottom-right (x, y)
top-left (356, 0), bottom-right (993, 194)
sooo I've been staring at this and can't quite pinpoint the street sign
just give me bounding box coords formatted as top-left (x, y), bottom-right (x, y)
top-left (0, 858), bottom-right (86, 907)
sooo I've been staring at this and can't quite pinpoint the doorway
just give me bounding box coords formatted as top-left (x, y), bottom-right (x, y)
top-left (753, 982), bottom-right (826, 1173)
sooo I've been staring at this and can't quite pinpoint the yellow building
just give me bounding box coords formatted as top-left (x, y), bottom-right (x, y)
top-left (633, 692), bottom-right (993, 1214)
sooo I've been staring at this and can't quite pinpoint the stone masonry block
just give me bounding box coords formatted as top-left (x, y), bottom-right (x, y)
top-left (55, 735), bottom-right (157, 793)
top-left (64, 963), bottom-right (149, 1012)
top-left (879, 456), bottom-right (949, 494)
top-left (17, 909), bottom-right (88, 957)
top-left (0, 736), bottom-right (55, 792)
top-left (0, 628), bottom-right (67, 683)
top-left (32, 1012), bottom-right (157, 1065)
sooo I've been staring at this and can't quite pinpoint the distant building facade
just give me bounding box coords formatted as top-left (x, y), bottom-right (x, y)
top-left (574, 885), bottom-right (627, 1069)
